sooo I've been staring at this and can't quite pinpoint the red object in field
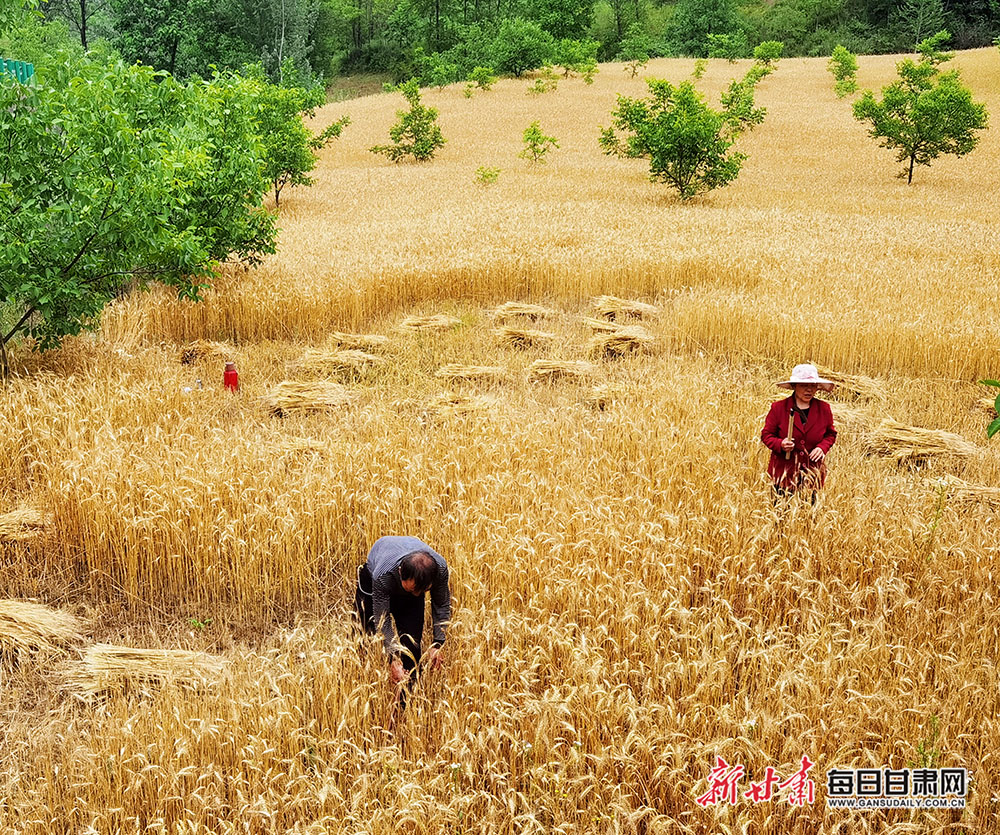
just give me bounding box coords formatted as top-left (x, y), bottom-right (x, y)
top-left (223, 361), bottom-right (239, 392)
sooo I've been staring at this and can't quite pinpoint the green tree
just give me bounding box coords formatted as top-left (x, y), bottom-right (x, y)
top-left (554, 37), bottom-right (597, 81)
top-left (370, 78), bottom-right (445, 162)
top-left (670, 0), bottom-right (737, 57)
top-left (752, 39), bottom-right (784, 69)
top-left (828, 44), bottom-right (858, 97)
top-left (706, 31), bottom-right (748, 61)
top-left (719, 65), bottom-right (767, 133)
top-left (892, 0), bottom-right (946, 49)
top-left (615, 22), bottom-right (651, 77)
top-left (0, 54), bottom-right (276, 378)
top-left (488, 17), bottom-right (555, 76)
top-left (599, 77), bottom-right (750, 200)
top-left (519, 121), bottom-right (558, 163)
top-left (467, 65), bottom-right (497, 90)
top-left (853, 31), bottom-right (989, 183)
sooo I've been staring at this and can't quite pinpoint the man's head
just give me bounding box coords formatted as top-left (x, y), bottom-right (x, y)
top-left (399, 551), bottom-right (438, 596)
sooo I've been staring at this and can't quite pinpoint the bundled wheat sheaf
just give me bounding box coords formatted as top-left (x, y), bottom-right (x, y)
top-left (492, 301), bottom-right (555, 322)
top-left (420, 392), bottom-right (497, 420)
top-left (291, 348), bottom-right (387, 375)
top-left (588, 325), bottom-right (654, 358)
top-left (582, 315), bottom-right (627, 334)
top-left (865, 419), bottom-right (979, 461)
top-left (583, 384), bottom-right (625, 410)
top-left (497, 325), bottom-right (556, 349)
top-left (325, 331), bottom-right (390, 352)
top-left (933, 475), bottom-right (1000, 507)
top-left (592, 295), bottom-right (659, 320)
top-left (0, 508), bottom-right (48, 543)
top-left (527, 359), bottom-right (597, 383)
top-left (813, 364), bottom-right (885, 400)
top-left (0, 600), bottom-right (84, 659)
top-left (399, 314), bottom-right (462, 332)
top-left (262, 381), bottom-right (354, 415)
top-left (178, 340), bottom-right (237, 365)
top-left (830, 403), bottom-right (873, 429)
top-left (65, 644), bottom-right (226, 698)
top-left (435, 364), bottom-right (508, 385)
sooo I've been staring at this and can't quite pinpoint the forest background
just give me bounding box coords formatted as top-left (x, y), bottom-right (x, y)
top-left (29, 0), bottom-right (1000, 90)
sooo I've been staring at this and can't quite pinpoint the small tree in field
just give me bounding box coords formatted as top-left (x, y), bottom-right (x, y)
top-left (853, 31), bottom-right (988, 184)
top-left (599, 78), bottom-right (749, 200)
top-left (706, 32), bottom-right (747, 62)
top-left (617, 23), bottom-right (652, 78)
top-left (828, 45), bottom-right (858, 97)
top-left (370, 79), bottom-right (445, 163)
top-left (519, 122), bottom-right (558, 163)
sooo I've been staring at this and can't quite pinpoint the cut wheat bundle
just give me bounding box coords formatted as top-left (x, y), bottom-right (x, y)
top-left (865, 419), bottom-right (978, 462)
top-left (179, 340), bottom-right (237, 365)
top-left (399, 314), bottom-right (461, 332)
top-left (931, 475), bottom-right (1000, 508)
top-left (589, 326), bottom-right (654, 358)
top-left (65, 644), bottom-right (226, 699)
top-left (263, 381), bottom-right (354, 416)
top-left (527, 359), bottom-right (597, 383)
top-left (493, 302), bottom-right (555, 322)
top-left (582, 316), bottom-right (626, 334)
top-left (291, 348), bottom-right (387, 376)
top-left (0, 601), bottom-right (84, 660)
top-left (325, 331), bottom-right (390, 352)
top-left (592, 295), bottom-right (659, 321)
top-left (497, 326), bottom-right (556, 349)
top-left (435, 364), bottom-right (508, 385)
top-left (583, 384), bottom-right (626, 411)
top-left (421, 393), bottom-right (497, 419)
top-left (830, 403), bottom-right (873, 429)
top-left (812, 364), bottom-right (884, 400)
top-left (0, 509), bottom-right (48, 543)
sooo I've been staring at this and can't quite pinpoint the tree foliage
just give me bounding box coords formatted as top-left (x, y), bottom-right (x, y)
top-left (599, 77), bottom-right (755, 200)
top-left (519, 121), bottom-right (559, 163)
top-left (370, 78), bottom-right (445, 162)
top-left (981, 380), bottom-right (1000, 439)
top-left (828, 44), bottom-right (858, 97)
top-left (852, 31), bottom-right (989, 183)
top-left (0, 52), bottom-right (277, 376)
top-left (669, 0), bottom-right (737, 57)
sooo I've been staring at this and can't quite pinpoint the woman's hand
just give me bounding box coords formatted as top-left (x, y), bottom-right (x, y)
top-left (781, 438), bottom-right (795, 452)
top-left (389, 658), bottom-right (408, 684)
top-left (809, 448), bottom-right (825, 462)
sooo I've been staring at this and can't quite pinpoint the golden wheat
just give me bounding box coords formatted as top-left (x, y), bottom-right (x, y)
top-left (865, 419), bottom-right (980, 461)
top-left (65, 644), bottom-right (227, 699)
top-left (526, 359), bottom-right (598, 383)
top-left (261, 380), bottom-right (355, 415)
top-left (0, 508), bottom-right (48, 542)
top-left (0, 600), bottom-right (84, 658)
top-left (591, 294), bottom-right (659, 320)
top-left (290, 347), bottom-right (387, 375)
top-left (496, 325), bottom-right (556, 349)
top-left (434, 364), bottom-right (508, 385)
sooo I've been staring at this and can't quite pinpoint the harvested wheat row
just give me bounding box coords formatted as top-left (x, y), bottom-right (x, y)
top-left (497, 326), bottom-right (556, 349)
top-left (0, 509), bottom-right (48, 543)
top-left (592, 295), bottom-right (659, 320)
top-left (263, 381), bottom-right (354, 415)
top-left (0, 600), bottom-right (84, 659)
top-left (179, 340), bottom-right (237, 365)
top-left (399, 314), bottom-right (461, 332)
top-left (865, 419), bottom-right (978, 461)
top-left (291, 348), bottom-right (387, 375)
top-left (589, 326), bottom-right (654, 358)
top-left (932, 475), bottom-right (1000, 507)
top-left (527, 360), bottom-right (597, 383)
top-left (813, 364), bottom-right (884, 400)
top-left (435, 364), bottom-right (508, 385)
top-left (65, 644), bottom-right (226, 698)
top-left (493, 302), bottom-right (555, 322)
top-left (325, 331), bottom-right (390, 352)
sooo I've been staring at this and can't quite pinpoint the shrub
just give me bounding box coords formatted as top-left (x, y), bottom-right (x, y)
top-left (828, 45), bottom-right (859, 97)
top-left (519, 122), bottom-right (559, 164)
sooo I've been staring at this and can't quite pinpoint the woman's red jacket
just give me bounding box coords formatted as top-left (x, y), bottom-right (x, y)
top-left (761, 396), bottom-right (837, 489)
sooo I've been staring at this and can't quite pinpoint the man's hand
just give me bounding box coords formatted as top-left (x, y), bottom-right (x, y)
top-left (427, 646), bottom-right (444, 672)
top-left (389, 658), bottom-right (408, 685)
top-left (781, 438), bottom-right (795, 452)
top-left (809, 447), bottom-right (825, 462)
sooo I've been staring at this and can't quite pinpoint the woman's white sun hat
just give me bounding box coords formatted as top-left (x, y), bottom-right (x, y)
top-left (777, 363), bottom-right (836, 392)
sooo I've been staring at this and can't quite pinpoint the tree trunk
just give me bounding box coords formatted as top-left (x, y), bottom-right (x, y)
top-left (908, 153), bottom-right (915, 183)
top-left (79, 0), bottom-right (88, 50)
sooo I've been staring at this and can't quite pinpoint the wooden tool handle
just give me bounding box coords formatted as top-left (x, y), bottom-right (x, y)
top-left (784, 408), bottom-right (795, 460)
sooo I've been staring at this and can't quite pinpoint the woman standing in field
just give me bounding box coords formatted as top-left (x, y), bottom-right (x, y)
top-left (761, 364), bottom-right (838, 500)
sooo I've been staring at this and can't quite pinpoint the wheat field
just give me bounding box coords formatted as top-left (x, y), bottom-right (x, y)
top-left (1, 49), bottom-right (999, 834)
